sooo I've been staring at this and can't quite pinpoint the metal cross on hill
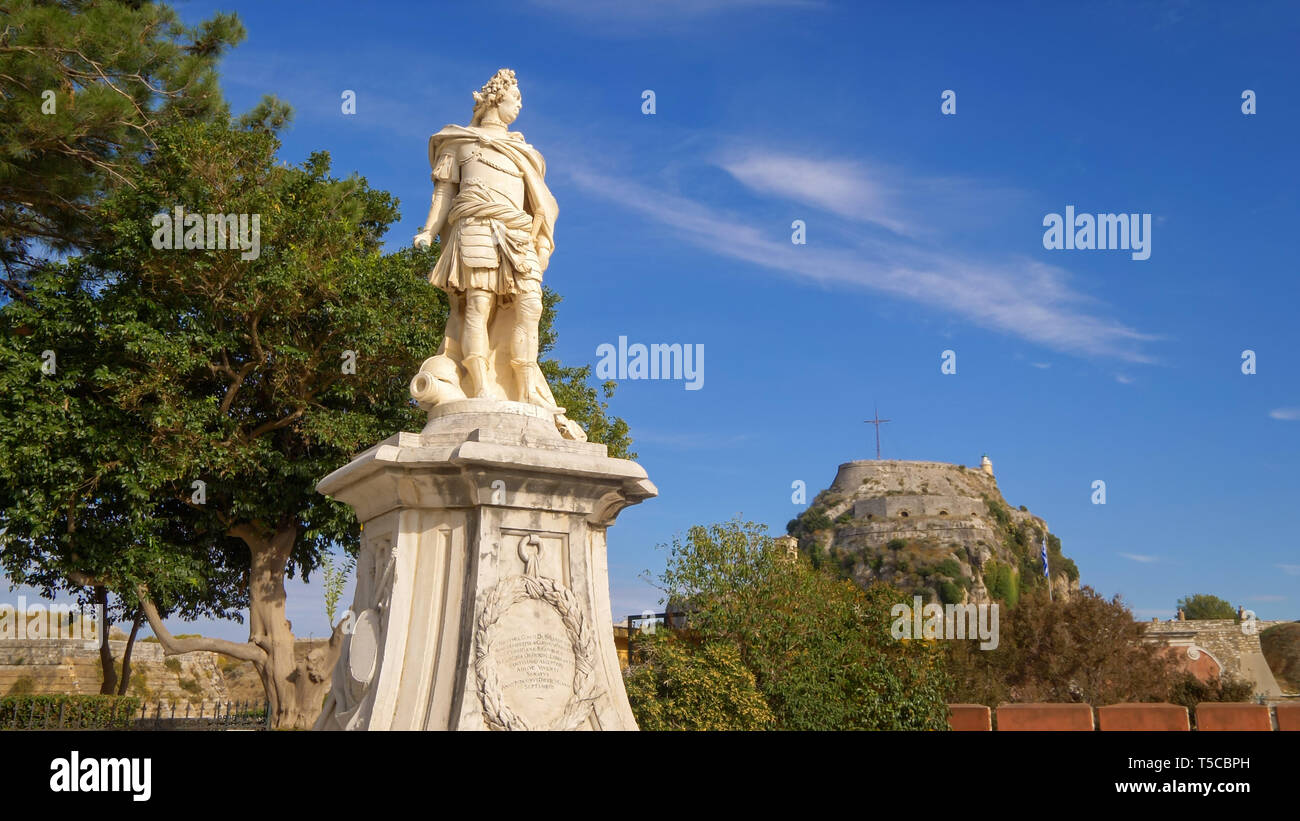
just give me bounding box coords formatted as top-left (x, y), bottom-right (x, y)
top-left (864, 405), bottom-right (890, 460)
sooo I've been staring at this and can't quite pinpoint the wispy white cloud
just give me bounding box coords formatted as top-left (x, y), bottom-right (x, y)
top-left (716, 148), bottom-right (1026, 239)
top-left (1248, 594), bottom-right (1286, 602)
top-left (1031, 362), bottom-right (1051, 369)
top-left (566, 167), bottom-right (1159, 362)
top-left (1278, 564), bottom-right (1300, 576)
top-left (719, 151), bottom-right (912, 235)
top-left (1269, 407), bottom-right (1300, 421)
top-left (1116, 374), bottom-right (1136, 384)
top-left (1120, 552), bottom-right (1159, 563)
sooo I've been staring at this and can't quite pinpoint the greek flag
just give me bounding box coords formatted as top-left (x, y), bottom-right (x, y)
top-left (1040, 536), bottom-right (1049, 577)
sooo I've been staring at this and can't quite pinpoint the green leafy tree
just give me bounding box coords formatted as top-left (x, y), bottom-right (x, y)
top-left (0, 0), bottom-right (255, 693)
top-left (0, 0), bottom-right (246, 291)
top-left (639, 518), bottom-right (950, 730)
top-left (623, 631), bottom-right (774, 730)
top-left (1177, 594), bottom-right (1236, 620)
top-left (0, 118), bottom-right (631, 726)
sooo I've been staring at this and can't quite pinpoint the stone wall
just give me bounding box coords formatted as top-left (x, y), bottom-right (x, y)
top-left (1144, 619), bottom-right (1292, 697)
top-left (853, 494), bottom-right (984, 520)
top-left (0, 638), bottom-right (230, 701)
top-left (830, 460), bottom-right (999, 499)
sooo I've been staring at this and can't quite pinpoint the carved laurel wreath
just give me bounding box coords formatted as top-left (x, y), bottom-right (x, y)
top-left (475, 569), bottom-right (601, 731)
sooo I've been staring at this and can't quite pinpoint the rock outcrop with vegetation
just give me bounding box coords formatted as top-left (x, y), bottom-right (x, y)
top-left (788, 460), bottom-right (1080, 606)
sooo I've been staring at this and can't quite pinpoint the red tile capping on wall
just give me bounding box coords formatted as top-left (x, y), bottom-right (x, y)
top-left (948, 704), bottom-right (991, 731)
top-left (996, 703), bottom-right (1094, 731)
top-left (1195, 703), bottom-right (1271, 731)
top-left (1276, 704), bottom-right (1300, 731)
top-left (1097, 703), bottom-right (1189, 731)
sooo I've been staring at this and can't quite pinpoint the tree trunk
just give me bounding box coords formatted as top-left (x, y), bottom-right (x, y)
top-left (116, 609), bottom-right (143, 697)
top-left (244, 524), bottom-right (341, 729)
top-left (137, 522), bottom-right (344, 729)
top-left (95, 586), bottom-right (117, 695)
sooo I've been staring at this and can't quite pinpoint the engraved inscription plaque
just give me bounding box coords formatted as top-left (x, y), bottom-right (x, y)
top-left (495, 599), bottom-right (577, 728)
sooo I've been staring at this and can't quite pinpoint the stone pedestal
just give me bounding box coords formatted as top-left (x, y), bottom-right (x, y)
top-left (314, 399), bottom-right (655, 730)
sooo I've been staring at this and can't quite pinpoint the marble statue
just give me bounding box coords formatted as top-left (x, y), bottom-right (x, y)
top-left (411, 68), bottom-right (584, 440)
top-left (313, 70), bottom-right (655, 731)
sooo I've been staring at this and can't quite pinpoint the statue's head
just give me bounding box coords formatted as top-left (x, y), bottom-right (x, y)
top-left (471, 68), bottom-right (522, 126)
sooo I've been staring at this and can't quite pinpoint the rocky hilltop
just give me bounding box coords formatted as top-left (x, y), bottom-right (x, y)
top-left (787, 458), bottom-right (1079, 606)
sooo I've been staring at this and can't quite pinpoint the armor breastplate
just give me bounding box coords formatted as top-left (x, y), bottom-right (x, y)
top-left (461, 144), bottom-right (525, 207)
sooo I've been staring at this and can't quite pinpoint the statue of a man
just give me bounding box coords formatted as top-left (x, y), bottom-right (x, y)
top-left (412, 68), bottom-right (583, 440)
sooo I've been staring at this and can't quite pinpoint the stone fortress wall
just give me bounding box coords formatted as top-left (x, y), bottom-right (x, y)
top-left (830, 459), bottom-right (999, 497)
top-left (830, 459), bottom-right (1031, 535)
top-left (853, 495), bottom-right (985, 521)
top-left (817, 458), bottom-right (1070, 602)
top-left (1145, 618), bottom-right (1292, 698)
top-left (0, 637), bottom-right (232, 701)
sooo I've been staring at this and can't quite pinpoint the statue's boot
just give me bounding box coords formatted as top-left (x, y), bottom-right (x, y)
top-left (512, 359), bottom-right (544, 406)
top-left (463, 354), bottom-right (491, 399)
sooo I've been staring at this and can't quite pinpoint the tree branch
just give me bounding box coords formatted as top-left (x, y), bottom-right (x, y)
top-left (218, 360), bottom-right (258, 415)
top-left (243, 408), bottom-right (304, 441)
top-left (136, 584), bottom-right (266, 663)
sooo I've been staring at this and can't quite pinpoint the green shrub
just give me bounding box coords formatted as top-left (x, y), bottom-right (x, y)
top-left (935, 558), bottom-right (963, 579)
top-left (1008, 524), bottom-right (1027, 550)
top-left (1168, 673), bottom-right (1255, 721)
top-left (983, 561), bottom-right (1019, 608)
top-left (647, 519), bottom-right (951, 730)
top-left (1045, 533), bottom-right (1079, 581)
top-left (624, 632), bottom-right (774, 731)
top-left (1019, 553), bottom-right (1045, 592)
top-left (939, 581), bottom-right (964, 605)
top-left (802, 508), bottom-right (833, 531)
top-left (163, 658), bottom-right (182, 673)
top-left (0, 695), bottom-right (141, 729)
top-left (886, 538), bottom-right (906, 551)
top-left (837, 549), bottom-right (857, 574)
top-left (984, 497), bottom-right (1011, 529)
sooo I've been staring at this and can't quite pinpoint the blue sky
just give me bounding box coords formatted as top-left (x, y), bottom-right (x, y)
top-left (13, 0), bottom-right (1300, 638)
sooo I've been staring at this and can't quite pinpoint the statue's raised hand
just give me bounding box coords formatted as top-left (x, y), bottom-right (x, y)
top-left (413, 229), bottom-right (433, 249)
